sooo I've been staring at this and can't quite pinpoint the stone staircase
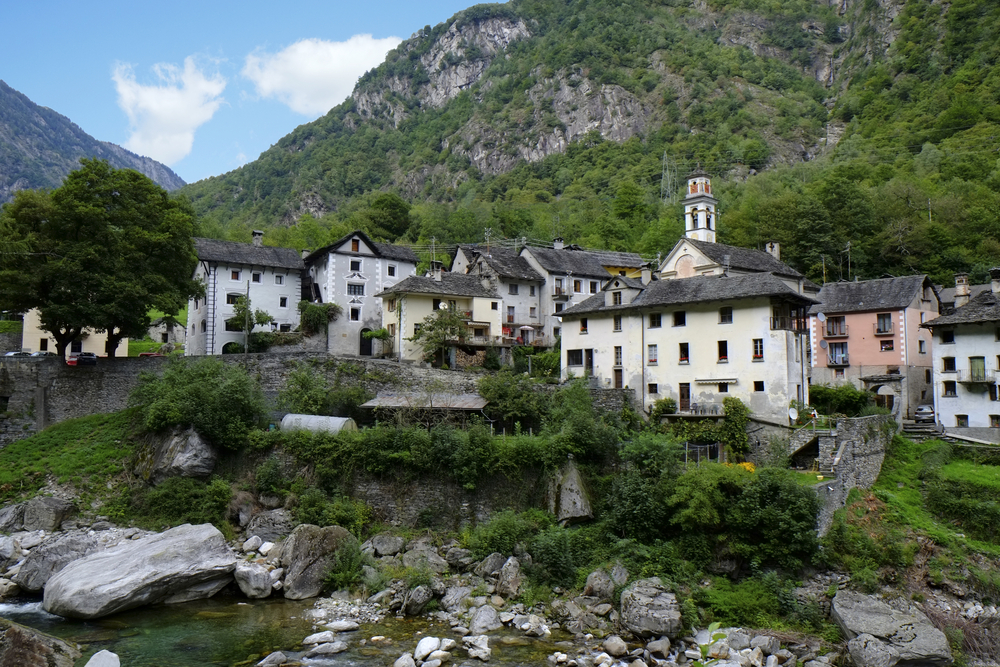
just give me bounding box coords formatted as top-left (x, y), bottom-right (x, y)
top-left (900, 421), bottom-right (950, 443)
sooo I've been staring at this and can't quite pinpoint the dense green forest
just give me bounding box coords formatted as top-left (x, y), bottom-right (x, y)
top-left (180, 0), bottom-right (1000, 285)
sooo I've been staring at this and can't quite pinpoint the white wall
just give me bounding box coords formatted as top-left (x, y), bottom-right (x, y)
top-left (932, 324), bottom-right (1000, 429)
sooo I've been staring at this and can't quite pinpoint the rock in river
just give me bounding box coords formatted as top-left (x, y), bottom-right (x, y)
top-left (281, 524), bottom-right (356, 600)
top-left (0, 617), bottom-right (81, 666)
top-left (42, 523), bottom-right (237, 619)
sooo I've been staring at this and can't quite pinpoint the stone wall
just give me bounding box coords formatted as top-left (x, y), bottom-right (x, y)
top-left (0, 333), bottom-right (21, 354)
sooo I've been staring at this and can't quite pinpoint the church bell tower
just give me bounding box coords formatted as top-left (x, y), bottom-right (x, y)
top-left (683, 168), bottom-right (717, 243)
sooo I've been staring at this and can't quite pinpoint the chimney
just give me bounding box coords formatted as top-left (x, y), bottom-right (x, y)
top-left (431, 260), bottom-right (443, 282)
top-left (553, 237), bottom-right (564, 250)
top-left (251, 230), bottom-right (264, 247)
top-left (300, 249), bottom-right (310, 259)
top-left (641, 263), bottom-right (652, 285)
top-left (955, 273), bottom-right (970, 307)
top-left (766, 241), bottom-right (780, 261)
top-left (991, 267), bottom-right (1000, 295)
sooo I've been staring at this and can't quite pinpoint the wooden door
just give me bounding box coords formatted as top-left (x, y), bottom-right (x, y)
top-left (679, 383), bottom-right (690, 411)
top-left (614, 369), bottom-right (623, 389)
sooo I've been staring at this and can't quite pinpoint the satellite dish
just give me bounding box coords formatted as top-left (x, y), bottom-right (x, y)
top-left (788, 407), bottom-right (799, 422)
top-left (817, 312), bottom-right (827, 322)
top-left (819, 340), bottom-right (828, 349)
top-left (439, 303), bottom-right (449, 310)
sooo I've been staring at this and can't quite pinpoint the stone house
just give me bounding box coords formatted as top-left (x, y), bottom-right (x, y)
top-left (186, 233), bottom-right (305, 356)
top-left (808, 275), bottom-right (939, 420)
top-left (304, 231), bottom-right (418, 357)
top-left (921, 268), bottom-right (1000, 441)
top-left (376, 263), bottom-right (501, 365)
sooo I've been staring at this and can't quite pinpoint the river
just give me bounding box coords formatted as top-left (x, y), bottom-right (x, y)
top-left (1, 595), bottom-right (574, 666)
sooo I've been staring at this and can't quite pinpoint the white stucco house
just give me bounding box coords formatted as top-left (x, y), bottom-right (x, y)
top-left (304, 231), bottom-right (418, 357)
top-left (187, 232), bottom-right (305, 355)
top-left (921, 268), bottom-right (1000, 442)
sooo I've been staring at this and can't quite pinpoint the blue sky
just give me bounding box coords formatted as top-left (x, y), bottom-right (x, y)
top-left (4, 0), bottom-right (479, 184)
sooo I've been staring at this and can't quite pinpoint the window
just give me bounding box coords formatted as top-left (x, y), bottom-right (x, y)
top-left (200, 320), bottom-right (206, 333)
top-left (679, 343), bottom-right (689, 363)
top-left (580, 318), bottom-right (588, 333)
top-left (413, 323), bottom-right (422, 335)
top-left (941, 330), bottom-right (955, 344)
top-left (991, 415), bottom-right (1000, 428)
top-left (275, 275), bottom-right (284, 285)
top-left (925, 370), bottom-right (932, 383)
top-left (280, 324), bottom-right (291, 332)
top-left (555, 303), bottom-right (564, 313)
top-left (574, 279), bottom-right (582, 293)
top-left (529, 285), bottom-right (535, 296)
top-left (350, 308), bottom-right (360, 321)
top-left (612, 291), bottom-right (622, 305)
top-left (231, 270), bottom-right (240, 281)
top-left (943, 357), bottom-right (956, 372)
top-left (880, 340), bottom-right (894, 352)
top-left (279, 297), bottom-right (288, 308)
top-left (567, 349), bottom-right (583, 366)
top-left (530, 307), bottom-right (537, 318)
top-left (491, 302), bottom-right (498, 310)
top-left (347, 284), bottom-right (365, 296)
top-left (956, 415), bottom-right (969, 428)
top-left (943, 381), bottom-right (957, 397)
top-left (507, 306), bottom-right (515, 324)
top-left (718, 383), bottom-right (729, 393)
top-left (388, 323), bottom-right (395, 336)
top-left (474, 328), bottom-right (485, 338)
top-left (388, 265), bottom-right (396, 277)
top-left (826, 316), bottom-right (847, 336)
top-left (225, 320), bottom-right (241, 332)
top-left (590, 281), bottom-right (598, 294)
top-left (919, 340), bottom-right (926, 354)
top-left (226, 293), bottom-right (240, 305)
top-left (432, 298), bottom-right (441, 311)
top-left (718, 340), bottom-right (728, 362)
top-left (387, 299), bottom-right (396, 312)
top-left (970, 356), bottom-right (987, 382)
top-left (719, 307), bottom-right (733, 324)
top-left (350, 260), bottom-right (361, 272)
top-left (553, 327), bottom-right (561, 337)
top-left (876, 312), bottom-right (892, 334)
top-left (351, 239), bottom-right (360, 252)
top-left (754, 381), bottom-right (765, 392)
top-left (648, 344), bottom-right (658, 364)
top-left (835, 368), bottom-right (845, 379)
top-left (649, 313), bottom-right (661, 328)
top-left (194, 298), bottom-right (199, 309)
top-left (252, 272), bottom-right (261, 283)
top-left (555, 278), bottom-right (564, 294)
top-left (509, 284), bottom-right (519, 295)
top-left (614, 346), bottom-right (623, 366)
top-left (71, 340), bottom-right (82, 354)
top-left (996, 327), bottom-right (1000, 342)
top-left (648, 384), bottom-right (658, 395)
top-left (753, 338), bottom-right (764, 360)
top-left (673, 311), bottom-right (686, 327)
top-left (613, 315), bottom-right (622, 331)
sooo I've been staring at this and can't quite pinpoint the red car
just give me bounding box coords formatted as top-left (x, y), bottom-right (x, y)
top-left (66, 352), bottom-right (98, 366)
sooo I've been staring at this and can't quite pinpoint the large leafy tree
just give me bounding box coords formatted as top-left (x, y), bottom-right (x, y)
top-left (0, 159), bottom-right (202, 357)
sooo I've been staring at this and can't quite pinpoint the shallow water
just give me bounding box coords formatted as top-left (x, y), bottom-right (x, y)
top-left (1, 596), bottom-right (572, 666)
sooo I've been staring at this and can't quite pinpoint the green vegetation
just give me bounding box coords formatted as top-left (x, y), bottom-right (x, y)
top-left (129, 357), bottom-right (267, 450)
top-left (0, 320), bottom-right (22, 334)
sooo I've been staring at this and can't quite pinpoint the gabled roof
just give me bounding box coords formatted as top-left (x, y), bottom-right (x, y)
top-left (526, 246), bottom-right (644, 278)
top-left (194, 238), bottom-right (304, 271)
top-left (376, 273), bottom-right (498, 299)
top-left (559, 272), bottom-right (815, 317)
top-left (461, 245), bottom-right (543, 282)
top-left (922, 289), bottom-right (1000, 327)
top-left (304, 230), bottom-right (418, 265)
top-left (683, 239), bottom-right (803, 278)
top-left (808, 275), bottom-right (932, 315)
top-left (936, 283), bottom-right (991, 308)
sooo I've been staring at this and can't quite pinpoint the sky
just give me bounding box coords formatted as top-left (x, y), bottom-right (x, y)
top-left (3, 0), bottom-right (479, 184)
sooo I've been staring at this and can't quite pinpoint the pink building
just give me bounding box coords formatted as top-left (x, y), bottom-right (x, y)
top-left (809, 275), bottom-right (939, 419)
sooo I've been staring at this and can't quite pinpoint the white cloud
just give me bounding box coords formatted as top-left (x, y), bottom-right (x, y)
top-left (243, 35), bottom-right (400, 116)
top-left (113, 57), bottom-right (226, 165)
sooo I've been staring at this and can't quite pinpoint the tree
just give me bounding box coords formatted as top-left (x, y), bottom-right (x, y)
top-left (362, 327), bottom-right (393, 357)
top-left (0, 159), bottom-right (202, 357)
top-left (226, 294), bottom-right (275, 345)
top-left (408, 308), bottom-right (468, 364)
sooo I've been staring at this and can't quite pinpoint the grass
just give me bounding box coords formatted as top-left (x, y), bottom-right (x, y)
top-left (0, 320), bottom-right (23, 334)
top-left (128, 338), bottom-right (165, 356)
top-left (0, 412), bottom-right (136, 505)
top-left (789, 470), bottom-right (827, 486)
top-left (940, 460), bottom-right (1000, 492)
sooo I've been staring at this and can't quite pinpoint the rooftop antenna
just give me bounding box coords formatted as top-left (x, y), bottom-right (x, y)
top-left (431, 236), bottom-right (436, 265)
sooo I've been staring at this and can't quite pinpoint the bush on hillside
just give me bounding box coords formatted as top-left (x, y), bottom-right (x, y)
top-left (129, 357), bottom-right (266, 450)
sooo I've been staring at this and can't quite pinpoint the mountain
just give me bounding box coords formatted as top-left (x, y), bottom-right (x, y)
top-left (180, 0), bottom-right (1000, 286)
top-left (0, 80), bottom-right (185, 202)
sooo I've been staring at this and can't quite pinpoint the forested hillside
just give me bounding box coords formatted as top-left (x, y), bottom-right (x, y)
top-left (181, 0), bottom-right (1000, 285)
top-left (0, 81), bottom-right (186, 203)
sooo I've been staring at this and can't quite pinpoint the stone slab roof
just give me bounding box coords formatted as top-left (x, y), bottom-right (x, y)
top-left (376, 273), bottom-right (498, 299)
top-left (559, 272), bottom-right (815, 317)
top-left (685, 239), bottom-right (803, 278)
top-left (922, 289), bottom-right (1000, 327)
top-left (808, 275), bottom-right (930, 315)
top-left (304, 230), bottom-right (418, 264)
top-left (527, 246), bottom-right (644, 277)
top-left (460, 245), bottom-right (543, 282)
top-left (194, 238), bottom-right (304, 270)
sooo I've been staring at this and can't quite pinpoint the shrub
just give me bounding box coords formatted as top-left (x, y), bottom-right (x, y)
top-left (129, 357), bottom-right (266, 450)
top-left (694, 577), bottom-right (781, 627)
top-left (809, 384), bottom-right (874, 416)
top-left (298, 301), bottom-right (342, 335)
top-left (606, 472), bottom-right (669, 541)
top-left (278, 363), bottom-right (329, 415)
top-left (132, 476), bottom-right (232, 529)
top-left (324, 537), bottom-right (366, 592)
top-left (255, 457), bottom-right (285, 496)
top-left (530, 525), bottom-right (576, 585)
top-left (466, 509), bottom-right (552, 558)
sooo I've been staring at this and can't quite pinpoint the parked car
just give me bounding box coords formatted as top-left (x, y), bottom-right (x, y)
top-left (30, 351), bottom-right (58, 357)
top-left (4, 351), bottom-right (30, 357)
top-left (66, 352), bottom-right (98, 366)
top-left (914, 404), bottom-right (935, 423)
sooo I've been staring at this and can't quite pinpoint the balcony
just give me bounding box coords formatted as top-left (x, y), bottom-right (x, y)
top-left (823, 325), bottom-right (849, 338)
top-left (957, 369), bottom-right (996, 385)
top-left (827, 354), bottom-right (850, 367)
top-left (771, 316), bottom-right (808, 333)
top-left (552, 288), bottom-right (570, 301)
top-left (873, 323), bottom-right (894, 336)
